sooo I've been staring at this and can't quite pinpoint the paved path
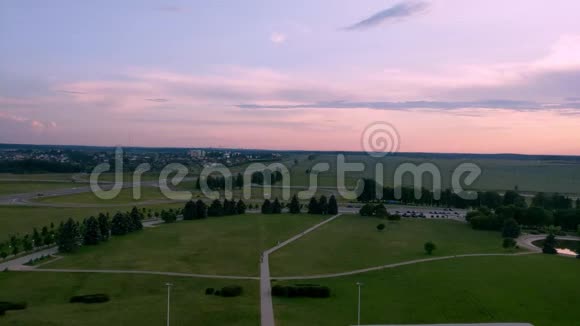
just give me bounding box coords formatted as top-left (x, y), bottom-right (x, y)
top-left (516, 234), bottom-right (580, 253)
top-left (0, 246), bottom-right (58, 271)
top-left (273, 252), bottom-right (536, 280)
top-left (13, 268), bottom-right (259, 280)
top-left (260, 213), bottom-right (343, 326)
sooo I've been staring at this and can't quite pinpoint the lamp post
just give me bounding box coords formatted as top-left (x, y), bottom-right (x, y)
top-left (165, 282), bottom-right (173, 326)
top-left (356, 282), bottom-right (363, 325)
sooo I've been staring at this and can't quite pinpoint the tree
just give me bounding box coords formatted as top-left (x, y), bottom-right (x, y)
top-left (289, 195), bottom-right (301, 214)
top-left (424, 241), bottom-right (436, 255)
top-left (111, 212), bottom-right (130, 236)
top-left (307, 197), bottom-right (319, 214)
top-left (196, 200), bottom-right (207, 219)
top-left (542, 234), bottom-right (558, 254)
top-left (272, 198), bottom-right (282, 214)
top-left (161, 210), bottom-right (177, 223)
top-left (503, 190), bottom-right (526, 208)
top-left (0, 251), bottom-right (7, 260)
top-left (261, 199), bottom-right (273, 214)
top-left (501, 218), bottom-right (521, 238)
top-left (41, 226), bottom-right (54, 246)
top-left (328, 195), bottom-right (338, 215)
top-left (376, 223), bottom-right (385, 231)
top-left (318, 195), bottom-right (328, 214)
top-left (183, 200), bottom-right (197, 220)
top-left (129, 207), bottom-right (143, 231)
top-left (236, 200), bottom-right (247, 214)
top-left (373, 204), bottom-right (388, 218)
top-left (97, 213), bottom-right (111, 241)
top-left (57, 218), bottom-right (82, 253)
top-left (224, 199), bottom-right (237, 215)
top-left (83, 216), bottom-right (101, 245)
top-left (208, 199), bottom-right (224, 217)
top-left (32, 228), bottom-right (42, 248)
top-left (359, 204), bottom-right (374, 217)
top-left (502, 237), bottom-right (517, 249)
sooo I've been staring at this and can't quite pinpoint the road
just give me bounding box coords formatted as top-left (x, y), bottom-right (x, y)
top-left (260, 213), bottom-right (343, 326)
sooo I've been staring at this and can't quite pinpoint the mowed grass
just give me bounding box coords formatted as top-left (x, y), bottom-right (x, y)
top-left (0, 173), bottom-right (78, 181)
top-left (0, 272), bottom-right (258, 326)
top-left (273, 254), bottom-right (580, 326)
top-left (46, 214), bottom-right (328, 276)
top-left (0, 181), bottom-right (78, 196)
top-left (35, 186), bottom-right (173, 204)
top-left (270, 215), bottom-right (508, 276)
top-left (0, 204), bottom-right (183, 241)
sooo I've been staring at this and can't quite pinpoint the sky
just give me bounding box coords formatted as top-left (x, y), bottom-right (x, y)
top-left (1, 0), bottom-right (580, 155)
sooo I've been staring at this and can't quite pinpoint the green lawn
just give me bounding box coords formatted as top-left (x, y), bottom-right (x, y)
top-left (35, 186), bottom-right (175, 204)
top-left (273, 254), bottom-right (580, 326)
top-left (0, 173), bottom-right (78, 181)
top-left (0, 204), bottom-right (182, 241)
top-left (270, 215), bottom-right (509, 276)
top-left (0, 181), bottom-right (78, 196)
top-left (45, 214), bottom-right (328, 276)
top-left (0, 271), bottom-right (258, 325)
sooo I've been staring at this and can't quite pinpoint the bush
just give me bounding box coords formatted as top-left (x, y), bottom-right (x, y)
top-left (424, 241), bottom-right (436, 255)
top-left (0, 301), bottom-right (27, 315)
top-left (205, 288), bottom-right (215, 295)
top-left (69, 294), bottom-right (110, 304)
top-left (219, 285), bottom-right (243, 297)
top-left (214, 290), bottom-right (221, 296)
top-left (387, 214), bottom-right (401, 221)
top-left (271, 284), bottom-right (330, 298)
top-left (502, 238), bottom-right (517, 249)
top-left (376, 223), bottom-right (385, 231)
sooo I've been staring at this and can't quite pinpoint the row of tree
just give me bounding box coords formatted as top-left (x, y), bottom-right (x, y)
top-left (356, 178), bottom-right (578, 211)
top-left (307, 195), bottom-right (338, 215)
top-left (195, 170), bottom-right (285, 191)
top-left (57, 207), bottom-right (145, 253)
top-left (468, 205), bottom-right (580, 231)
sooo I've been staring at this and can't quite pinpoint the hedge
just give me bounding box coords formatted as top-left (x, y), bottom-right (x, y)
top-left (69, 294), bottom-right (110, 304)
top-left (271, 284), bottom-right (330, 298)
top-left (0, 301), bottom-right (27, 316)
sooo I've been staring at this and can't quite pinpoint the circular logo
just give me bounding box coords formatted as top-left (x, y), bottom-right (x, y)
top-left (361, 122), bottom-right (400, 157)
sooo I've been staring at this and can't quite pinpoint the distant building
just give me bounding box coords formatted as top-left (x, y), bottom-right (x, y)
top-left (189, 149), bottom-right (205, 158)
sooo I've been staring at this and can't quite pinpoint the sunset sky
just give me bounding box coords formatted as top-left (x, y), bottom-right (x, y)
top-left (1, 0), bottom-right (580, 154)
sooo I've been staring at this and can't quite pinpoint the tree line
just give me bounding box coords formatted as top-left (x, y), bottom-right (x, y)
top-left (195, 170), bottom-right (284, 191)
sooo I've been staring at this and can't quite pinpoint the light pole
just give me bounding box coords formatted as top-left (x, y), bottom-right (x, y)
top-left (356, 282), bottom-right (363, 325)
top-left (165, 282), bottom-right (173, 326)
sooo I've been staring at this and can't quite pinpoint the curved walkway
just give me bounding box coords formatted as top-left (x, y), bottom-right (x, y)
top-left (12, 268), bottom-right (259, 280)
top-left (516, 234), bottom-right (580, 252)
top-left (273, 252), bottom-right (536, 280)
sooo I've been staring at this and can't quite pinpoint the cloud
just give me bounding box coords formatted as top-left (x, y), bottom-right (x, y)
top-left (145, 98), bottom-right (169, 102)
top-left (0, 112), bottom-right (56, 130)
top-left (344, 1), bottom-right (429, 31)
top-left (237, 99), bottom-right (580, 112)
top-left (270, 32), bottom-right (287, 44)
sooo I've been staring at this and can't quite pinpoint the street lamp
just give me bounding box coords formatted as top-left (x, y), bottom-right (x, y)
top-left (356, 282), bottom-right (363, 325)
top-left (165, 282), bottom-right (173, 326)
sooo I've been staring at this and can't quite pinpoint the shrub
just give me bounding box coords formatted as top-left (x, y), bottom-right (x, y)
top-left (376, 223), bottom-right (385, 231)
top-left (424, 241), bottom-right (436, 255)
top-left (205, 288), bottom-right (215, 295)
top-left (219, 285), bottom-right (243, 297)
top-left (502, 237), bottom-right (517, 249)
top-left (0, 301), bottom-right (27, 315)
top-left (271, 284), bottom-right (330, 298)
top-left (214, 290), bottom-right (221, 296)
top-left (387, 214), bottom-right (401, 221)
top-left (69, 294), bottom-right (110, 304)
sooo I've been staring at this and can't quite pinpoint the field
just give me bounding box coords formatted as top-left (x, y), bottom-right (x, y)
top-left (0, 204), bottom-right (182, 241)
top-left (270, 214), bottom-right (508, 276)
top-left (273, 254), bottom-right (580, 326)
top-left (0, 181), bottom-right (79, 196)
top-left (45, 214), bottom-right (327, 276)
top-left (286, 154), bottom-right (580, 195)
top-left (0, 272), bottom-right (258, 326)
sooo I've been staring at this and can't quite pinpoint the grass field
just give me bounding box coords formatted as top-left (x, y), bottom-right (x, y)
top-left (45, 214), bottom-right (328, 276)
top-left (0, 204), bottom-right (182, 241)
top-left (287, 154), bottom-right (580, 195)
top-left (35, 186), bottom-right (174, 204)
top-left (0, 272), bottom-right (258, 325)
top-left (270, 215), bottom-right (509, 276)
top-left (0, 181), bottom-right (78, 196)
top-left (0, 173), bottom-right (78, 181)
top-left (273, 254), bottom-right (580, 326)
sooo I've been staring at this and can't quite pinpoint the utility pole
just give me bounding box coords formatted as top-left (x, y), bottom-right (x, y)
top-left (356, 282), bottom-right (363, 325)
top-left (165, 282), bottom-right (173, 326)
